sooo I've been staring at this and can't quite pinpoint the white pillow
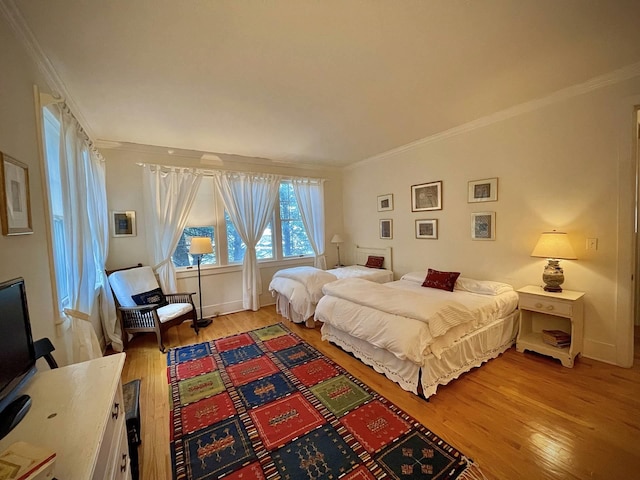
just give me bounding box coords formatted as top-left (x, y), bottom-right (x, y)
top-left (400, 271), bottom-right (427, 284)
top-left (454, 277), bottom-right (514, 296)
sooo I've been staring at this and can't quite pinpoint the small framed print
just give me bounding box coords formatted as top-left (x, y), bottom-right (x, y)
top-left (471, 212), bottom-right (495, 241)
top-left (411, 181), bottom-right (442, 211)
top-left (377, 193), bottom-right (393, 212)
top-left (112, 210), bottom-right (136, 237)
top-left (0, 152), bottom-right (33, 236)
top-left (379, 219), bottom-right (393, 239)
top-left (415, 219), bottom-right (438, 239)
top-left (468, 177), bottom-right (498, 203)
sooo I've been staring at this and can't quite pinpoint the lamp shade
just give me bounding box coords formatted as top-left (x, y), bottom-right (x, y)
top-left (331, 234), bottom-right (344, 244)
top-left (531, 231), bottom-right (576, 260)
top-left (189, 237), bottom-right (213, 255)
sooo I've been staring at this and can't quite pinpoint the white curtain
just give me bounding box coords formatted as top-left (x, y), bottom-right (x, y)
top-left (214, 172), bottom-right (281, 310)
top-left (85, 149), bottom-right (122, 352)
top-left (292, 178), bottom-right (326, 269)
top-left (142, 165), bottom-right (202, 292)
top-left (56, 106), bottom-right (105, 362)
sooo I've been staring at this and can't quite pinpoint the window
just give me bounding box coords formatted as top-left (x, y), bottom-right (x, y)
top-left (279, 182), bottom-right (313, 257)
top-left (172, 180), bottom-right (314, 267)
top-left (42, 108), bottom-right (70, 310)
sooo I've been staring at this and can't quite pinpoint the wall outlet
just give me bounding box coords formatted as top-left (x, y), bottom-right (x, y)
top-left (586, 238), bottom-right (598, 250)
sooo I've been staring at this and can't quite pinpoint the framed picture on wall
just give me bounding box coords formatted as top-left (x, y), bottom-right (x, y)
top-left (415, 219), bottom-right (438, 239)
top-left (468, 177), bottom-right (498, 203)
top-left (411, 181), bottom-right (442, 211)
top-left (0, 152), bottom-right (33, 236)
top-left (379, 219), bottom-right (393, 239)
top-left (111, 210), bottom-right (137, 237)
top-left (377, 193), bottom-right (393, 212)
top-left (471, 212), bottom-right (495, 240)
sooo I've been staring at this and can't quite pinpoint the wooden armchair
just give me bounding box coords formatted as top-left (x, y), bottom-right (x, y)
top-left (107, 265), bottom-right (198, 352)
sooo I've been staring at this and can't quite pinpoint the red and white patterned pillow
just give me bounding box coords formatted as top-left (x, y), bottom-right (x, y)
top-left (364, 255), bottom-right (385, 269)
top-left (421, 268), bottom-right (460, 292)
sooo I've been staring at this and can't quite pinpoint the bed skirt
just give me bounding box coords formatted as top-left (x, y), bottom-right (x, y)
top-left (274, 292), bottom-right (316, 328)
top-left (321, 310), bottom-right (519, 398)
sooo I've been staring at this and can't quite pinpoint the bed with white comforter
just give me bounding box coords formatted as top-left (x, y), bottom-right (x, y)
top-left (269, 264), bottom-right (393, 327)
top-left (315, 271), bottom-right (519, 397)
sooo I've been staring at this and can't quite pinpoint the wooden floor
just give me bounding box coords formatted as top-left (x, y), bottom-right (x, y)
top-left (121, 306), bottom-right (640, 480)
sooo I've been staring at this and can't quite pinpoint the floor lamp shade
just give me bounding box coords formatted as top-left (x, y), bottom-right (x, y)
top-left (531, 231), bottom-right (577, 292)
top-left (188, 237), bottom-right (213, 328)
top-left (189, 237), bottom-right (213, 256)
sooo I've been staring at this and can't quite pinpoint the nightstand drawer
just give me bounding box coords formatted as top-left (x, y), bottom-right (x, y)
top-left (519, 294), bottom-right (572, 317)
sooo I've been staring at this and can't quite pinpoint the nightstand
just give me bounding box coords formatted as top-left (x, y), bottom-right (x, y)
top-left (516, 285), bottom-right (585, 367)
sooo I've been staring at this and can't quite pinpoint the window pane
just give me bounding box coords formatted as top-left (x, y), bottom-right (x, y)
top-left (172, 227), bottom-right (216, 267)
top-left (226, 212), bottom-right (273, 263)
top-left (280, 183), bottom-right (314, 257)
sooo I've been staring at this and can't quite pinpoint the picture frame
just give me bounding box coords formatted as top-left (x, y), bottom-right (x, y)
top-left (379, 219), bottom-right (393, 239)
top-left (471, 212), bottom-right (495, 241)
top-left (468, 177), bottom-right (498, 203)
top-left (377, 193), bottom-right (393, 212)
top-left (0, 152), bottom-right (33, 236)
top-left (111, 210), bottom-right (137, 237)
top-left (415, 219), bottom-right (438, 239)
top-left (411, 181), bottom-right (442, 211)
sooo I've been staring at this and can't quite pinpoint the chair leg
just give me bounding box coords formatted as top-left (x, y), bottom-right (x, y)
top-left (155, 330), bottom-right (165, 353)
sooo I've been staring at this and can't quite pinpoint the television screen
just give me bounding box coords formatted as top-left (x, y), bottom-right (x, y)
top-left (0, 278), bottom-right (36, 433)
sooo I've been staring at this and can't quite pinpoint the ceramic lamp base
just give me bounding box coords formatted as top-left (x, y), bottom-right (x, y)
top-left (542, 259), bottom-right (564, 292)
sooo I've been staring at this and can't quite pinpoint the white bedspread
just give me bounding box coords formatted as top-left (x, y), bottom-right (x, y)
top-left (316, 278), bottom-right (518, 363)
top-left (269, 265), bottom-right (393, 322)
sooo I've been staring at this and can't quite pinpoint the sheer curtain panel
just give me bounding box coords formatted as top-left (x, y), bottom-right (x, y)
top-left (292, 178), bottom-right (326, 269)
top-left (142, 165), bottom-right (203, 292)
top-left (214, 172), bottom-right (281, 310)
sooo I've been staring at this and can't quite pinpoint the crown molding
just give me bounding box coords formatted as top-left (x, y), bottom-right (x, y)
top-left (350, 61), bottom-right (640, 170)
top-left (0, 0), bottom-right (96, 139)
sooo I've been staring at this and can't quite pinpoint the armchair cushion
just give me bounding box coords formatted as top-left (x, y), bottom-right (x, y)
top-left (158, 303), bottom-right (194, 323)
top-left (109, 266), bottom-right (160, 307)
top-left (132, 288), bottom-right (168, 307)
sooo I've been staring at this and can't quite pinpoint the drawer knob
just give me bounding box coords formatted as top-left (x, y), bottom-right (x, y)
top-left (120, 453), bottom-right (128, 472)
top-left (112, 402), bottom-right (120, 419)
top-left (535, 303), bottom-right (543, 308)
top-left (546, 305), bottom-right (554, 311)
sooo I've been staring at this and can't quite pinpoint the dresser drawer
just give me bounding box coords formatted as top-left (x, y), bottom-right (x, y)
top-left (519, 294), bottom-right (572, 317)
top-left (94, 382), bottom-right (126, 479)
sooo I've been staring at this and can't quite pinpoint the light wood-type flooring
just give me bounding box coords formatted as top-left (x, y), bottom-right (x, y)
top-left (120, 306), bottom-right (640, 479)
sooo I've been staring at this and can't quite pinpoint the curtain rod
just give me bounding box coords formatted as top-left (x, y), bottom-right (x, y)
top-left (134, 162), bottom-right (326, 182)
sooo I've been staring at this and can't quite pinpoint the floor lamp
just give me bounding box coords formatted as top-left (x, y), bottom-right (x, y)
top-left (189, 237), bottom-right (213, 329)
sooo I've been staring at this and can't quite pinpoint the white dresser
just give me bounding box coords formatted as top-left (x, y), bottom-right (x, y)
top-left (0, 353), bottom-right (130, 479)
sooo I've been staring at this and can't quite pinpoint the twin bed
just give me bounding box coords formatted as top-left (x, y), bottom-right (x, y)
top-left (269, 247), bottom-right (518, 399)
top-left (268, 246), bottom-right (393, 327)
top-left (315, 270), bottom-right (519, 398)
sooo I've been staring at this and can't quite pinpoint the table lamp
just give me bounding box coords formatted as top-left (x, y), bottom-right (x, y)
top-left (531, 230), bottom-right (577, 292)
top-left (189, 237), bottom-right (213, 328)
top-left (331, 234), bottom-right (344, 267)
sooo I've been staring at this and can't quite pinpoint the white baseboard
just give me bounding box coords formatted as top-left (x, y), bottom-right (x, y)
top-left (582, 338), bottom-right (618, 366)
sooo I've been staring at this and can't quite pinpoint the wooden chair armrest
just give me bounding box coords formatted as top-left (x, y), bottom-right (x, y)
top-left (165, 292), bottom-right (196, 304)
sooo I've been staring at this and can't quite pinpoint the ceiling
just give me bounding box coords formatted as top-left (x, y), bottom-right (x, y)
top-left (5, 0), bottom-right (640, 167)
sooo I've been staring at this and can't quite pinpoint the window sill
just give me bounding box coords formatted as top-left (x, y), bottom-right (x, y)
top-left (175, 256), bottom-right (314, 279)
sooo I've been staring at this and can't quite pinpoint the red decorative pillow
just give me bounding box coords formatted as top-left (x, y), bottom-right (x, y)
top-left (365, 255), bottom-right (385, 269)
top-left (422, 268), bottom-right (460, 292)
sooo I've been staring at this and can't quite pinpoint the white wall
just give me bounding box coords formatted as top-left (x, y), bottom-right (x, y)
top-left (0, 17), bottom-right (69, 365)
top-left (343, 77), bottom-right (640, 367)
top-left (103, 147), bottom-right (343, 317)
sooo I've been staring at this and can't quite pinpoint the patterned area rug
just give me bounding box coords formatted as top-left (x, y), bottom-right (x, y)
top-left (168, 324), bottom-right (486, 480)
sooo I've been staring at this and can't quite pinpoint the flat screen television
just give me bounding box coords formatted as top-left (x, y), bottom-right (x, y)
top-left (0, 277), bottom-right (37, 440)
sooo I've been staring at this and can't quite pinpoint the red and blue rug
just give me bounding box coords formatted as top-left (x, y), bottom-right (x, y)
top-left (168, 323), bottom-right (485, 479)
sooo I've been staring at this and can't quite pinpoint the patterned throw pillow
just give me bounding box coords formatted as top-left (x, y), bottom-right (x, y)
top-left (364, 255), bottom-right (385, 269)
top-left (132, 288), bottom-right (168, 307)
top-left (422, 268), bottom-right (460, 292)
